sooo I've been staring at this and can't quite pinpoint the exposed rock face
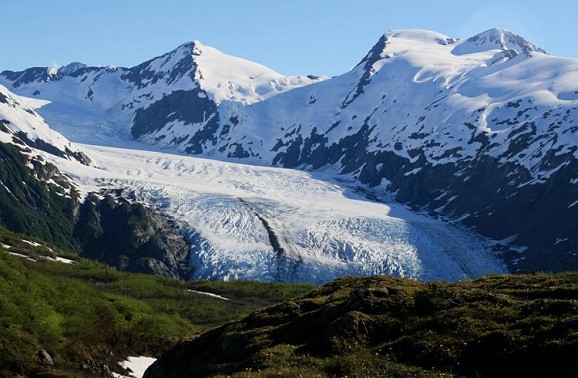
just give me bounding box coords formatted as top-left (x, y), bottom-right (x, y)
top-left (132, 88), bottom-right (221, 155)
top-left (75, 193), bottom-right (192, 279)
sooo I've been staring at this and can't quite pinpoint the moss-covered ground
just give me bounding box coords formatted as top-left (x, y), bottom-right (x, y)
top-left (148, 273), bottom-right (578, 377)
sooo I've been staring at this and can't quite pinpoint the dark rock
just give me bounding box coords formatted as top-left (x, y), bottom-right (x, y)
top-left (75, 193), bottom-right (192, 279)
top-left (14, 130), bottom-right (90, 165)
top-left (0, 67), bottom-right (63, 88)
top-left (38, 349), bottom-right (53, 366)
top-left (82, 359), bottom-right (113, 377)
top-left (132, 89), bottom-right (221, 155)
top-left (122, 42), bottom-right (195, 89)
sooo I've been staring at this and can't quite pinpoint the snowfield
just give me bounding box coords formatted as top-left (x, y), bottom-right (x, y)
top-left (53, 143), bottom-right (506, 284)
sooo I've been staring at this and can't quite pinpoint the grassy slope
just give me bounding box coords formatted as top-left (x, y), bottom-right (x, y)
top-left (147, 274), bottom-right (578, 378)
top-left (0, 228), bottom-right (312, 377)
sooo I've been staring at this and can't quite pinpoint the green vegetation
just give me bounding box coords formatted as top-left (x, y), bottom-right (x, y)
top-left (188, 280), bottom-right (313, 308)
top-left (3, 223), bottom-right (578, 377)
top-left (148, 274), bottom-right (578, 377)
top-left (0, 140), bottom-right (79, 252)
top-left (0, 228), bottom-right (313, 377)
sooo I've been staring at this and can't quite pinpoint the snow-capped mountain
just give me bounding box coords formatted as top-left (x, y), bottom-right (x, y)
top-left (0, 41), bottom-right (325, 150)
top-left (227, 28), bottom-right (578, 272)
top-left (1, 27), bottom-right (577, 275)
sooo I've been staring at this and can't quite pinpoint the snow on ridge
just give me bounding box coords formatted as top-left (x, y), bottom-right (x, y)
top-left (59, 62), bottom-right (88, 76)
top-left (0, 84), bottom-right (85, 160)
top-left (191, 40), bottom-right (327, 104)
top-left (236, 27), bottom-right (578, 181)
top-left (385, 29), bottom-right (458, 45)
top-left (452, 28), bottom-right (548, 56)
top-left (3, 27), bottom-right (566, 160)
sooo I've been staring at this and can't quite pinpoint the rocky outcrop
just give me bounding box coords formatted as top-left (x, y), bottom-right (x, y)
top-left (75, 193), bottom-right (191, 279)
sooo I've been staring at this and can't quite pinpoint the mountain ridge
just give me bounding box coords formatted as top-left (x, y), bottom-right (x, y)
top-left (452, 27), bottom-right (548, 55)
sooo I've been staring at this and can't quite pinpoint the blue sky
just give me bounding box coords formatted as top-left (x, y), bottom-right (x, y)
top-left (2, 0), bottom-right (578, 76)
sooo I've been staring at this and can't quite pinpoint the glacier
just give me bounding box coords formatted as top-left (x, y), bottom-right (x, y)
top-left (52, 143), bottom-right (506, 284)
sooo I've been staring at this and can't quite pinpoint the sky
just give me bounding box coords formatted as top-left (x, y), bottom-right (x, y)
top-left (2, 0), bottom-right (578, 77)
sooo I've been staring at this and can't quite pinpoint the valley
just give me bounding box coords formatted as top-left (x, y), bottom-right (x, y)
top-left (0, 22), bottom-right (577, 377)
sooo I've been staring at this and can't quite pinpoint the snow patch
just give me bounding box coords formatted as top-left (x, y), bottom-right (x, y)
top-left (21, 239), bottom-right (41, 247)
top-left (404, 167), bottom-right (422, 176)
top-left (7, 252), bottom-right (36, 262)
top-left (187, 289), bottom-right (230, 301)
top-left (114, 356), bottom-right (157, 378)
top-left (40, 255), bottom-right (76, 264)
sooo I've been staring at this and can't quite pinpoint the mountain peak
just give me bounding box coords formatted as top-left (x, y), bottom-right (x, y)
top-left (191, 39), bottom-right (204, 49)
top-left (353, 29), bottom-right (457, 71)
top-left (385, 29), bottom-right (458, 45)
top-left (174, 40), bottom-right (209, 57)
top-left (59, 62), bottom-right (88, 76)
top-left (453, 28), bottom-right (548, 56)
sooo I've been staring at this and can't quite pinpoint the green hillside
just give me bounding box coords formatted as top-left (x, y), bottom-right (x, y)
top-left (0, 228), bottom-right (312, 377)
top-left (147, 273), bottom-right (578, 377)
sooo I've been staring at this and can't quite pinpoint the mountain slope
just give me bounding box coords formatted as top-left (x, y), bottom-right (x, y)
top-left (0, 85), bottom-right (88, 250)
top-left (0, 84), bottom-right (89, 164)
top-left (0, 42), bottom-right (324, 151)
